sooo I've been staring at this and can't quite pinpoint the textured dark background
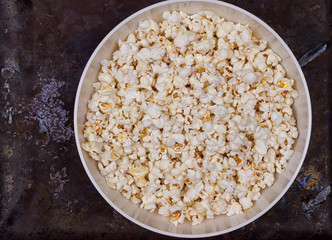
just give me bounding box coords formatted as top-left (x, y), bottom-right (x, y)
top-left (0, 0), bottom-right (331, 239)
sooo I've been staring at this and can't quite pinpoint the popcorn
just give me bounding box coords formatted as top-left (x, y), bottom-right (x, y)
top-left (239, 197), bottom-right (253, 210)
top-left (242, 70), bottom-right (257, 84)
top-left (254, 139), bottom-right (268, 155)
top-left (82, 10), bottom-right (298, 226)
top-left (193, 38), bottom-right (216, 54)
top-left (136, 44), bottom-right (166, 61)
top-left (146, 103), bottom-right (162, 119)
top-left (172, 133), bottom-right (185, 144)
top-left (226, 201), bottom-right (243, 216)
top-left (138, 19), bottom-right (159, 34)
top-left (263, 172), bottom-right (275, 186)
top-left (130, 165), bottom-right (149, 178)
top-left (174, 31), bottom-right (196, 50)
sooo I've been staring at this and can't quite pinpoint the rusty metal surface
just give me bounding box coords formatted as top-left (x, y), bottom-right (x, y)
top-left (0, 0), bottom-right (331, 239)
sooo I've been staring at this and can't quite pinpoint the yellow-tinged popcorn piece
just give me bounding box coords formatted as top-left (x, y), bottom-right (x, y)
top-left (130, 165), bottom-right (149, 178)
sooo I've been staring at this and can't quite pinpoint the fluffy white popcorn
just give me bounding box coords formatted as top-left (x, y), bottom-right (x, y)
top-left (146, 103), bottom-right (162, 119)
top-left (138, 19), bottom-right (159, 33)
top-left (263, 172), bottom-right (275, 186)
top-left (136, 44), bottom-right (166, 61)
top-left (254, 139), bottom-right (269, 155)
top-left (82, 10), bottom-right (299, 226)
top-left (242, 70), bottom-right (257, 84)
top-left (239, 197), bottom-right (253, 210)
top-left (271, 111), bottom-right (283, 126)
top-left (226, 201), bottom-right (243, 216)
top-left (172, 133), bottom-right (185, 144)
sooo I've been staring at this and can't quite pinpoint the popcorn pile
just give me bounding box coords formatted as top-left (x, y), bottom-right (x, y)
top-left (82, 10), bottom-right (299, 225)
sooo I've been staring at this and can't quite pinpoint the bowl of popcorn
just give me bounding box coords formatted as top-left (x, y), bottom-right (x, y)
top-left (74, 0), bottom-right (311, 237)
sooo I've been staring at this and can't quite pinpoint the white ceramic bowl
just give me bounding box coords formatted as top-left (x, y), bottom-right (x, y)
top-left (74, 0), bottom-right (312, 237)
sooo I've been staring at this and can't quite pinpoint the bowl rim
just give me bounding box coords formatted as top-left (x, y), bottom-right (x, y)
top-left (74, 0), bottom-right (312, 238)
